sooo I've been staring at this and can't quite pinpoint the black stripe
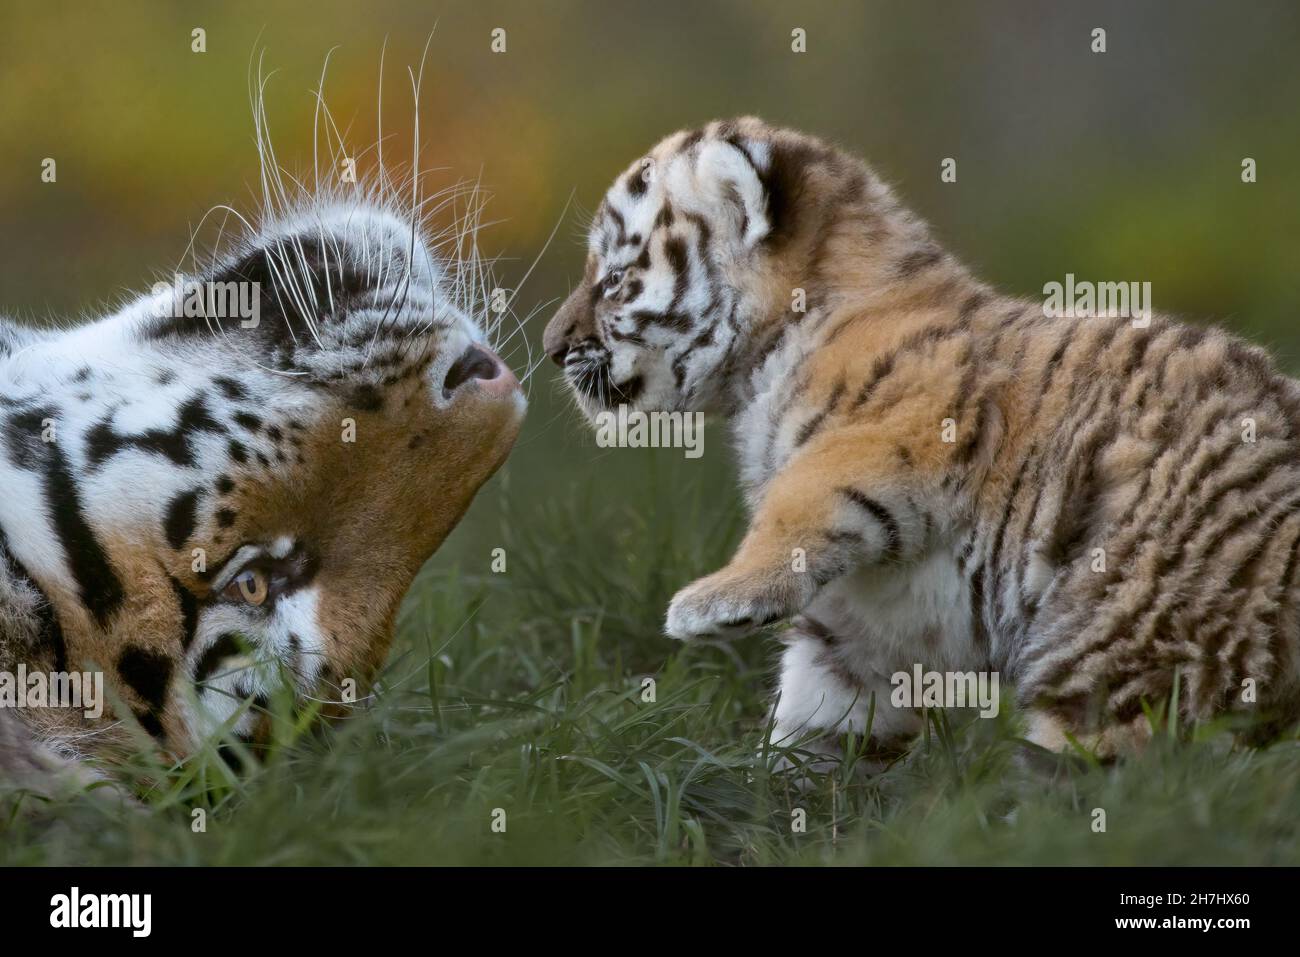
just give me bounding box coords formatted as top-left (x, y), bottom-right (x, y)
top-left (969, 563), bottom-right (990, 656)
top-left (41, 439), bottom-right (125, 628)
top-left (952, 397), bottom-right (989, 466)
top-left (213, 376), bottom-right (248, 401)
top-left (233, 411), bottom-right (262, 432)
top-left (980, 305), bottom-right (1031, 367)
top-left (819, 313), bottom-right (863, 349)
top-left (1038, 329), bottom-right (1074, 396)
top-left (1042, 415), bottom-right (1115, 567)
top-left (605, 205), bottom-right (627, 247)
top-left (630, 309), bottom-right (692, 333)
top-left (4, 406), bottom-right (55, 470)
top-left (754, 139), bottom-right (820, 250)
top-left (851, 320), bottom-right (968, 412)
top-left (1117, 325), bottom-right (1154, 380)
top-left (85, 395), bottom-right (226, 470)
top-left (795, 614), bottom-right (836, 644)
top-left (896, 245), bottom-right (942, 277)
top-left (134, 709), bottom-right (166, 740)
top-left (957, 291), bottom-right (988, 325)
top-left (986, 442), bottom-right (1036, 606)
top-left (624, 166), bottom-right (648, 197)
top-left (752, 321), bottom-right (792, 369)
top-left (164, 489), bottom-right (202, 551)
top-left (117, 645), bottom-right (173, 711)
top-left (170, 576), bottom-right (200, 652)
top-left (949, 346), bottom-right (981, 420)
top-left (851, 351), bottom-right (896, 411)
top-left (194, 632), bottom-right (246, 688)
top-left (663, 237), bottom-right (690, 307)
top-left (794, 377), bottom-right (846, 448)
top-left (839, 487), bottom-right (902, 560)
top-left (681, 211), bottom-right (714, 265)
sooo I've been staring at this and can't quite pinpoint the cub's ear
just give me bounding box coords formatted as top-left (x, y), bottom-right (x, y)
top-left (694, 139), bottom-right (770, 248)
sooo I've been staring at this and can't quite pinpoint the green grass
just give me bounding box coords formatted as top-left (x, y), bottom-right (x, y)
top-left (3, 458), bottom-right (1299, 865)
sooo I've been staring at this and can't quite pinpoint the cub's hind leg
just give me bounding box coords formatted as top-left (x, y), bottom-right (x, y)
top-left (1016, 578), bottom-right (1299, 761)
top-left (1020, 704), bottom-right (1154, 765)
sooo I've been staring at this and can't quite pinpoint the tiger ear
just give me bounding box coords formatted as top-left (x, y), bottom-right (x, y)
top-left (694, 139), bottom-right (770, 248)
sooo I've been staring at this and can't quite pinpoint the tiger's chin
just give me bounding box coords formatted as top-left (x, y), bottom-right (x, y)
top-left (565, 360), bottom-right (648, 420)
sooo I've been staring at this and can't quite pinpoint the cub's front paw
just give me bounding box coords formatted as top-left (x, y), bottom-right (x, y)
top-left (665, 570), bottom-right (801, 641)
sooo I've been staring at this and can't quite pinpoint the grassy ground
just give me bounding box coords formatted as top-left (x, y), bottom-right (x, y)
top-left (3, 442), bottom-right (1298, 866)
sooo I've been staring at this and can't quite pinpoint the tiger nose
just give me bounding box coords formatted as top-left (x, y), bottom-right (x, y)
top-left (544, 290), bottom-right (589, 367)
top-left (442, 344), bottom-right (517, 398)
top-left (542, 322), bottom-right (570, 367)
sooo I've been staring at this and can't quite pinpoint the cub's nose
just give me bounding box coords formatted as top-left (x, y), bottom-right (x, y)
top-left (442, 343), bottom-right (517, 398)
top-left (542, 323), bottom-right (570, 367)
top-left (544, 286), bottom-right (594, 367)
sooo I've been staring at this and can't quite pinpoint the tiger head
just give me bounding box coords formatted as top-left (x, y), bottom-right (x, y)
top-left (543, 116), bottom-right (887, 419)
top-left (0, 196), bottom-right (525, 765)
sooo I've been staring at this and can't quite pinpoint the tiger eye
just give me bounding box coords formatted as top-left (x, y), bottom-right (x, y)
top-left (225, 568), bottom-right (269, 606)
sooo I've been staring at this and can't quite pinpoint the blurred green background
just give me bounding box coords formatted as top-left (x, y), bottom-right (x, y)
top-left (2, 1), bottom-right (1299, 865)
top-left (2, 0), bottom-right (1298, 567)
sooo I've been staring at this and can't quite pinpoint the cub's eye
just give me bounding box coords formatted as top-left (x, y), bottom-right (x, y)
top-left (603, 268), bottom-right (625, 292)
top-left (223, 568), bottom-right (269, 606)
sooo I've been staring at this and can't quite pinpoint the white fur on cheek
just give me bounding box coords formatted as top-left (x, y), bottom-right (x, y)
top-left (180, 586), bottom-right (324, 741)
top-left (273, 586), bottom-right (325, 691)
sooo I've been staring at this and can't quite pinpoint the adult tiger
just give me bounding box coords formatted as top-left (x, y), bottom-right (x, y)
top-left (544, 116), bottom-right (1300, 761)
top-left (0, 194), bottom-right (525, 793)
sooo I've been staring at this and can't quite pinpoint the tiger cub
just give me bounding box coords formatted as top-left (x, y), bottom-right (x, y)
top-left (543, 116), bottom-right (1300, 760)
